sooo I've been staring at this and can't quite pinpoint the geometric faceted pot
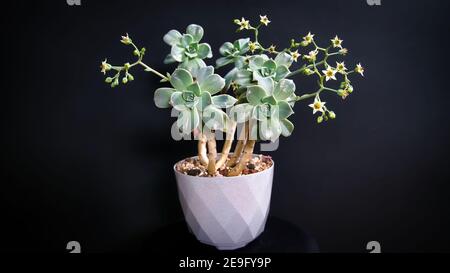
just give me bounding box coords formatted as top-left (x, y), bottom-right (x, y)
top-left (174, 155), bottom-right (274, 250)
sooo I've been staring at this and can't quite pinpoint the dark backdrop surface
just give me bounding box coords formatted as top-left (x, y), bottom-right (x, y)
top-left (1, 0), bottom-right (449, 252)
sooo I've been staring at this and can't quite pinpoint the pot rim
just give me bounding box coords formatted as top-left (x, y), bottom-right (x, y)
top-left (173, 154), bottom-right (275, 180)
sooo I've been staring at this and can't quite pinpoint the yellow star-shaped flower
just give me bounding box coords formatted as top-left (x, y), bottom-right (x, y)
top-left (259, 15), bottom-right (271, 26)
top-left (268, 45), bottom-right (277, 54)
top-left (322, 66), bottom-right (337, 81)
top-left (336, 61), bottom-right (347, 74)
top-left (331, 35), bottom-right (343, 48)
top-left (238, 17), bottom-right (250, 30)
top-left (355, 63), bottom-right (365, 76)
top-left (249, 41), bottom-right (259, 53)
top-left (309, 96), bottom-right (326, 114)
top-left (303, 32), bottom-right (315, 44)
top-left (290, 50), bottom-right (300, 62)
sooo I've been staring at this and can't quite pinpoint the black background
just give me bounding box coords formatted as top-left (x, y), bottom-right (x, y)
top-left (1, 0), bottom-right (449, 252)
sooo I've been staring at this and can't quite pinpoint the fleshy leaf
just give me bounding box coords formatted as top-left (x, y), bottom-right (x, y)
top-left (259, 117), bottom-right (282, 141)
top-left (163, 30), bottom-right (182, 46)
top-left (249, 55), bottom-right (268, 70)
top-left (212, 94), bottom-right (237, 108)
top-left (276, 101), bottom-right (294, 119)
top-left (196, 91), bottom-right (212, 111)
top-left (186, 24), bottom-right (204, 43)
top-left (154, 88), bottom-right (175, 108)
top-left (263, 60), bottom-right (277, 71)
top-left (170, 45), bottom-right (184, 62)
top-left (274, 79), bottom-right (296, 100)
top-left (170, 68), bottom-right (193, 90)
top-left (254, 75), bottom-right (274, 94)
top-left (261, 95), bottom-right (277, 105)
top-left (177, 108), bottom-right (200, 134)
top-left (200, 74), bottom-right (225, 95)
top-left (230, 103), bottom-right (253, 123)
top-left (170, 91), bottom-right (188, 111)
top-left (203, 105), bottom-right (226, 130)
top-left (253, 104), bottom-right (272, 121)
top-left (178, 58), bottom-right (206, 71)
top-left (234, 38), bottom-right (250, 53)
top-left (216, 57), bottom-right (233, 68)
top-left (191, 66), bottom-right (214, 83)
top-left (181, 34), bottom-right (194, 47)
top-left (275, 65), bottom-right (290, 81)
top-left (280, 118), bottom-right (294, 137)
top-left (247, 85), bottom-right (268, 106)
top-left (163, 54), bottom-right (176, 64)
top-left (219, 42), bottom-right (235, 56)
top-left (187, 82), bottom-right (201, 96)
top-left (234, 69), bottom-right (252, 86)
top-left (274, 52), bottom-right (293, 68)
top-left (197, 43), bottom-right (212, 59)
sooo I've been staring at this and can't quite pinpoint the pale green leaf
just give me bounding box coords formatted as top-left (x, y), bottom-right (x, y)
top-left (276, 101), bottom-right (294, 119)
top-left (170, 91), bottom-right (188, 111)
top-left (186, 24), bottom-right (204, 43)
top-left (200, 74), bottom-right (225, 95)
top-left (219, 42), bottom-right (235, 56)
top-left (212, 94), bottom-right (237, 108)
top-left (170, 45), bottom-right (184, 62)
top-left (197, 43), bottom-right (212, 59)
top-left (274, 52), bottom-right (293, 68)
top-left (230, 103), bottom-right (253, 123)
top-left (154, 88), bottom-right (175, 108)
top-left (246, 85), bottom-right (268, 106)
top-left (187, 82), bottom-right (201, 96)
top-left (274, 79), bottom-right (296, 100)
top-left (280, 118), bottom-right (294, 137)
top-left (170, 68), bottom-right (193, 90)
top-left (163, 30), bottom-right (182, 46)
top-left (196, 91), bottom-right (212, 111)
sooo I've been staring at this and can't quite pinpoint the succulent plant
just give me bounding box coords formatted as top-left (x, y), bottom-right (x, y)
top-left (100, 15), bottom-right (365, 176)
top-left (163, 24), bottom-right (212, 71)
top-left (216, 38), bottom-right (250, 68)
top-left (230, 78), bottom-right (296, 141)
top-left (154, 66), bottom-right (237, 133)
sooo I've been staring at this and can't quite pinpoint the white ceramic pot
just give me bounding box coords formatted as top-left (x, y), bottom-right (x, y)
top-left (174, 155), bottom-right (274, 250)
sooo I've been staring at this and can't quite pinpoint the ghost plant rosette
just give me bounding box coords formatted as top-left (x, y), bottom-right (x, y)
top-left (100, 16), bottom-right (365, 177)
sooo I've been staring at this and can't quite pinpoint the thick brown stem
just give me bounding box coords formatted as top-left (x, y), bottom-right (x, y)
top-left (227, 122), bottom-right (248, 167)
top-left (228, 139), bottom-right (256, 176)
top-left (206, 132), bottom-right (217, 175)
top-left (215, 121), bottom-right (237, 170)
top-left (197, 133), bottom-right (209, 166)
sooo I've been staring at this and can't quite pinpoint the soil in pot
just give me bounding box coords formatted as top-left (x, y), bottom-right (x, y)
top-left (176, 154), bottom-right (273, 177)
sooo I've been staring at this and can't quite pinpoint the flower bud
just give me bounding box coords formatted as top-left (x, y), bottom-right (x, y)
top-left (303, 68), bottom-right (314, 75)
top-left (133, 49), bottom-right (140, 56)
top-left (347, 84), bottom-right (354, 93)
top-left (127, 74), bottom-right (134, 81)
top-left (105, 77), bottom-right (113, 83)
top-left (122, 77), bottom-right (128, 84)
top-left (317, 116), bottom-right (323, 123)
top-left (328, 111), bottom-right (336, 119)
